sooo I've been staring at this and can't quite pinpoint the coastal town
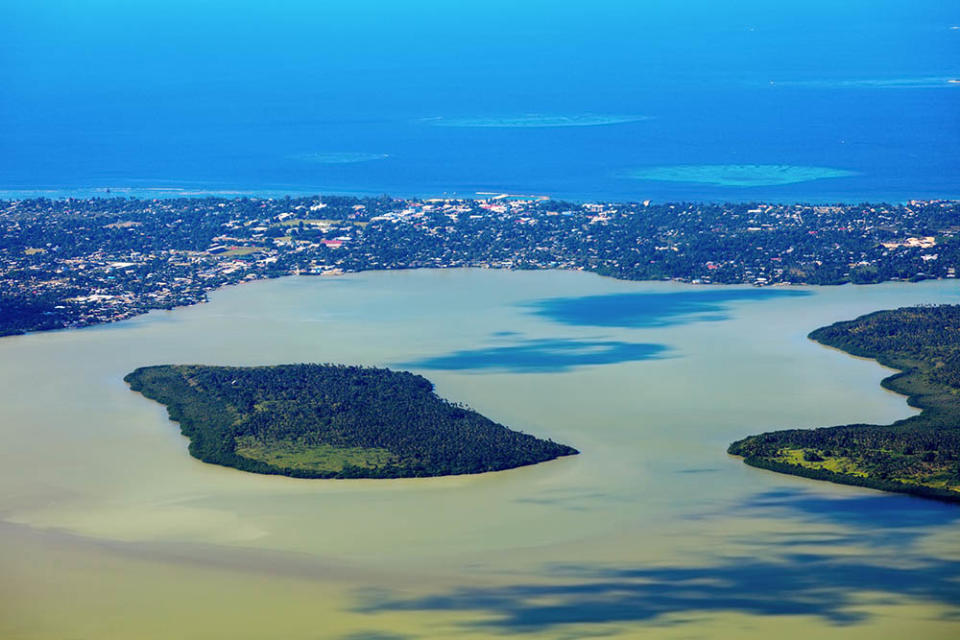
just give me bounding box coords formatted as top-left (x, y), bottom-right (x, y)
top-left (2, 194), bottom-right (959, 336)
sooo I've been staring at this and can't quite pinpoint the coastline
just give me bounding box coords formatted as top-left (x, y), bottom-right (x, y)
top-left (3, 263), bottom-right (960, 342)
top-left (3, 185), bottom-right (960, 206)
top-left (729, 308), bottom-right (960, 503)
top-left (5, 195), bottom-right (959, 338)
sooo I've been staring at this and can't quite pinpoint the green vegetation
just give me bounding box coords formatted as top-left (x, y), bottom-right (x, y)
top-left (275, 218), bottom-right (367, 228)
top-left (216, 247), bottom-right (261, 257)
top-left (276, 218), bottom-right (333, 227)
top-left (5, 196), bottom-right (960, 337)
top-left (124, 363), bottom-right (577, 479)
top-left (729, 305), bottom-right (960, 502)
top-left (234, 437), bottom-right (395, 473)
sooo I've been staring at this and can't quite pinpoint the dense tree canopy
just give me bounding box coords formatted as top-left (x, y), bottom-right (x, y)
top-left (729, 305), bottom-right (960, 502)
top-left (125, 363), bottom-right (577, 478)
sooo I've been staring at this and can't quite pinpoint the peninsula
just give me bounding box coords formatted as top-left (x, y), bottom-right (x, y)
top-left (729, 305), bottom-right (960, 502)
top-left (124, 364), bottom-right (578, 478)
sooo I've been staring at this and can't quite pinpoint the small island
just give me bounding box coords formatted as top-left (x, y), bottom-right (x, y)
top-left (125, 363), bottom-right (578, 478)
top-left (729, 305), bottom-right (960, 502)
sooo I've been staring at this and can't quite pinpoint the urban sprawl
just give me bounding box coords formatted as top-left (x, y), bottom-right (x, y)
top-left (2, 195), bottom-right (958, 336)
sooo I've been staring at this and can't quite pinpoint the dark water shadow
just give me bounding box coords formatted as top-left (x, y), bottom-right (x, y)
top-left (355, 553), bottom-right (960, 631)
top-left (339, 633), bottom-right (416, 640)
top-left (739, 488), bottom-right (960, 529)
top-left (725, 487), bottom-right (960, 548)
top-left (527, 289), bottom-right (811, 328)
top-left (356, 487), bottom-right (960, 632)
top-left (399, 338), bottom-right (668, 373)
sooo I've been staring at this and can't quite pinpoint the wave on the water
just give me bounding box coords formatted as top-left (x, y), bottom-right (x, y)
top-left (769, 77), bottom-right (960, 89)
top-left (290, 152), bottom-right (390, 164)
top-left (0, 187), bottom-right (266, 199)
top-left (0, 186), bottom-right (329, 200)
top-left (424, 114), bottom-right (651, 128)
top-left (627, 164), bottom-right (859, 187)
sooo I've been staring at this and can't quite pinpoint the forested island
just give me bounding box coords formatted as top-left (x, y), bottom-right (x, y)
top-left (2, 195), bottom-right (959, 337)
top-left (729, 305), bottom-right (960, 502)
top-left (124, 364), bottom-right (577, 478)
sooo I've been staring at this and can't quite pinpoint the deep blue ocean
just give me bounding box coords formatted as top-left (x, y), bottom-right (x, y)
top-left (1, 0), bottom-right (957, 202)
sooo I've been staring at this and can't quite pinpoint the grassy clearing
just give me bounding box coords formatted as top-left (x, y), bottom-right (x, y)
top-left (735, 440), bottom-right (960, 498)
top-left (235, 436), bottom-right (396, 473)
top-left (218, 247), bottom-right (261, 257)
top-left (125, 363), bottom-right (577, 479)
top-left (777, 449), bottom-right (868, 477)
top-left (275, 219), bottom-right (367, 228)
top-left (729, 306), bottom-right (960, 502)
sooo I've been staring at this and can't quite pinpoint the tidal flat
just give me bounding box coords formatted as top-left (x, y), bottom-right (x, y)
top-left (1, 269), bottom-right (959, 639)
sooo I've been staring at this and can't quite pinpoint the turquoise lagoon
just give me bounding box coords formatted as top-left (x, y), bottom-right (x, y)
top-left (628, 164), bottom-right (860, 187)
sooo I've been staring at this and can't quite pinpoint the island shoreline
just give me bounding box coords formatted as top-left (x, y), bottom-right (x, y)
top-left (729, 306), bottom-right (960, 504)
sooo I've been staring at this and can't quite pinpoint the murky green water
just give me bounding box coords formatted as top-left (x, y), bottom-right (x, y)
top-left (2, 270), bottom-right (958, 639)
